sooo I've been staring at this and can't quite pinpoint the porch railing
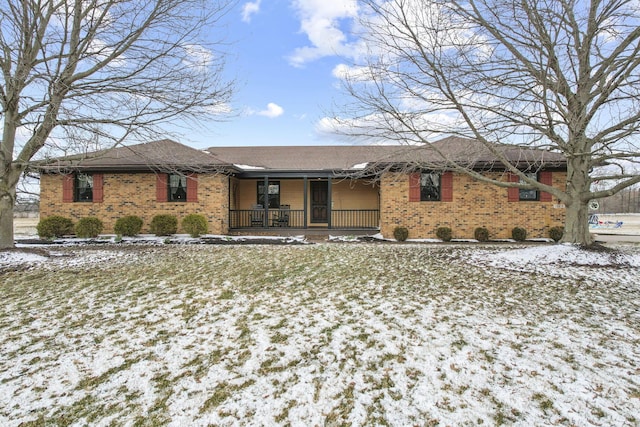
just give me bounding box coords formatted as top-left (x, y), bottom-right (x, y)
top-left (229, 209), bottom-right (379, 229)
top-left (230, 209), bottom-right (305, 229)
top-left (331, 209), bottom-right (379, 229)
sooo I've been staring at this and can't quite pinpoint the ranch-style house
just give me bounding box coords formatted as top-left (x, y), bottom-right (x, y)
top-left (37, 137), bottom-right (567, 240)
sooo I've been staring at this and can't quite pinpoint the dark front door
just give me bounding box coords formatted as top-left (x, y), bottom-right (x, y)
top-left (310, 181), bottom-right (328, 223)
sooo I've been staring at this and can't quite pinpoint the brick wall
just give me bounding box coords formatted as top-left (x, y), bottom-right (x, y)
top-left (40, 172), bottom-right (229, 235)
top-left (379, 171), bottom-right (566, 240)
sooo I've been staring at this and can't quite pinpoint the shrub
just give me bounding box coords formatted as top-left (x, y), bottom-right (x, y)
top-left (149, 214), bottom-right (178, 236)
top-left (75, 217), bottom-right (104, 238)
top-left (436, 226), bottom-right (452, 242)
top-left (114, 215), bottom-right (144, 237)
top-left (37, 215), bottom-right (74, 239)
top-left (474, 226), bottom-right (490, 242)
top-left (512, 227), bottom-right (527, 241)
top-left (549, 226), bottom-right (564, 242)
top-left (393, 226), bottom-right (409, 242)
top-left (182, 214), bottom-right (208, 237)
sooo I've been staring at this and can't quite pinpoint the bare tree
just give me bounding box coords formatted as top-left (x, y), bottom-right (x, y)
top-left (0, 0), bottom-right (235, 248)
top-left (331, 0), bottom-right (640, 245)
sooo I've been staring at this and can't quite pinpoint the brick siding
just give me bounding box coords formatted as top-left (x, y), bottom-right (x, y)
top-left (40, 170), bottom-right (566, 239)
top-left (40, 173), bottom-right (229, 235)
top-left (379, 171), bottom-right (566, 240)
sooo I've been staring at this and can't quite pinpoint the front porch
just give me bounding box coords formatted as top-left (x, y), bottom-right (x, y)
top-left (228, 175), bottom-right (380, 231)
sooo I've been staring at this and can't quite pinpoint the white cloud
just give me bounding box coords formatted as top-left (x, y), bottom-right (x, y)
top-left (257, 103), bottom-right (284, 118)
top-left (241, 0), bottom-right (262, 23)
top-left (288, 0), bottom-right (361, 67)
top-left (182, 44), bottom-right (214, 71)
top-left (316, 110), bottom-right (459, 144)
top-left (332, 63), bottom-right (374, 82)
top-left (206, 102), bottom-right (233, 116)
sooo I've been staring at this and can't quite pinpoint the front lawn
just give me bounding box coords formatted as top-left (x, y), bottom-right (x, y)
top-left (1, 243), bottom-right (638, 425)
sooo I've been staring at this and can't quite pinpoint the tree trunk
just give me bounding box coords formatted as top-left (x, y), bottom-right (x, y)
top-left (0, 189), bottom-right (15, 249)
top-left (0, 163), bottom-right (20, 249)
top-left (561, 198), bottom-right (594, 246)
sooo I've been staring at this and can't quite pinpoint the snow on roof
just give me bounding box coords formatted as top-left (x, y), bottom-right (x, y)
top-left (350, 162), bottom-right (368, 170)
top-left (233, 164), bottom-right (265, 170)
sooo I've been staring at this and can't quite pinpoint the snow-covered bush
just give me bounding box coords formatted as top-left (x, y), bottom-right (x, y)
top-left (114, 215), bottom-right (143, 237)
top-left (37, 215), bottom-right (74, 239)
top-left (150, 214), bottom-right (178, 236)
top-left (182, 214), bottom-right (208, 237)
top-left (75, 217), bottom-right (104, 238)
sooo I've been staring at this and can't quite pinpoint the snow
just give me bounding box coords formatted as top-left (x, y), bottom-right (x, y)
top-left (0, 242), bottom-right (639, 425)
top-left (350, 162), bottom-right (369, 170)
top-left (0, 250), bottom-right (48, 266)
top-left (233, 164), bottom-right (265, 170)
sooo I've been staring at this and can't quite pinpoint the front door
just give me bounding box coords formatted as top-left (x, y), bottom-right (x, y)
top-left (310, 181), bottom-right (328, 223)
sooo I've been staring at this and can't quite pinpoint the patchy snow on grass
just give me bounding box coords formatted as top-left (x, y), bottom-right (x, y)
top-left (468, 243), bottom-right (640, 279)
top-left (0, 250), bottom-right (48, 267)
top-left (0, 243), bottom-right (639, 426)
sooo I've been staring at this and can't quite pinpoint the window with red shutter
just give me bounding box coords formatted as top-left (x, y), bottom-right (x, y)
top-left (62, 174), bottom-right (74, 203)
top-left (64, 173), bottom-right (96, 202)
top-left (92, 174), bottom-right (103, 203)
top-left (409, 173), bottom-right (421, 202)
top-left (507, 173), bottom-right (520, 202)
top-left (539, 171), bottom-right (553, 202)
top-left (441, 171), bottom-right (453, 202)
top-left (410, 172), bottom-right (452, 202)
top-left (156, 174), bottom-right (168, 202)
top-left (186, 173), bottom-right (198, 202)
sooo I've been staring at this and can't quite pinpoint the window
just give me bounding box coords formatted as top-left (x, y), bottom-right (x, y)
top-left (75, 174), bottom-right (94, 202)
top-left (420, 173), bottom-right (441, 201)
top-left (156, 173), bottom-right (197, 203)
top-left (409, 172), bottom-right (452, 202)
top-left (64, 173), bottom-right (102, 203)
top-left (519, 172), bottom-right (539, 201)
top-left (257, 181), bottom-right (280, 208)
top-left (168, 174), bottom-right (188, 202)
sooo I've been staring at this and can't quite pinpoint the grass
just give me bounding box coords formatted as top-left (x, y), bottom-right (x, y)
top-left (1, 243), bottom-right (639, 426)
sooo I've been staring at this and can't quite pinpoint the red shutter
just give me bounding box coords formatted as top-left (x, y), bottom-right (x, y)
top-left (409, 173), bottom-right (421, 202)
top-left (156, 174), bottom-right (168, 202)
top-left (441, 171), bottom-right (453, 202)
top-left (186, 173), bottom-right (198, 202)
top-left (539, 171), bottom-right (553, 202)
top-left (507, 173), bottom-right (520, 202)
top-left (92, 173), bottom-right (103, 203)
top-left (63, 174), bottom-right (74, 203)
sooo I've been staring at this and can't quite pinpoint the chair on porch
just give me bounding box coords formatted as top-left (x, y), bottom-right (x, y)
top-left (272, 204), bottom-right (290, 227)
top-left (251, 204), bottom-right (264, 227)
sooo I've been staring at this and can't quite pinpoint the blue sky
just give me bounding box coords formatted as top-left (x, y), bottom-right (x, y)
top-left (189, 0), bottom-right (361, 148)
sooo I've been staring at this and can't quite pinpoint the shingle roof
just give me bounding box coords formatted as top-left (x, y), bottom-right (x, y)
top-left (206, 136), bottom-right (566, 171)
top-left (37, 139), bottom-right (227, 173)
top-left (36, 136), bottom-right (566, 174)
top-left (204, 145), bottom-right (408, 171)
